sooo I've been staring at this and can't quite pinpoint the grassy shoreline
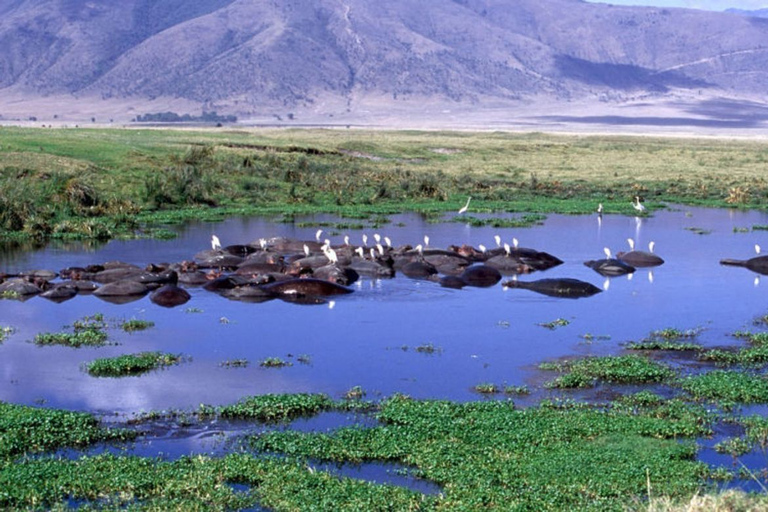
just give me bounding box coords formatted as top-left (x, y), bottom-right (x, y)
top-left (1, 126), bottom-right (767, 240)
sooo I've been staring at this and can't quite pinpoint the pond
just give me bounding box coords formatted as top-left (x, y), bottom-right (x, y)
top-left (2, 205), bottom-right (768, 484)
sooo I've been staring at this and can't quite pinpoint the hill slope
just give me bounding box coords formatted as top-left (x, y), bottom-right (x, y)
top-left (2, 0), bottom-right (768, 124)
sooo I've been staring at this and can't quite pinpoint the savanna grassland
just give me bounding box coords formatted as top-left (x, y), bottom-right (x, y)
top-left (5, 126), bottom-right (768, 510)
top-left (1, 126), bottom-right (767, 240)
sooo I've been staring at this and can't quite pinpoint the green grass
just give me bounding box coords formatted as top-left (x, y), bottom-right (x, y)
top-left (85, 352), bottom-right (183, 377)
top-left (4, 127), bottom-right (768, 240)
top-left (259, 357), bottom-right (292, 368)
top-left (541, 355), bottom-right (675, 389)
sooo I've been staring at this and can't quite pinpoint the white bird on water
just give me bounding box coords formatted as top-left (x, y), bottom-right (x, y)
top-left (597, 203), bottom-right (603, 215)
top-left (604, 247), bottom-right (612, 259)
top-left (423, 235), bottom-right (430, 248)
top-left (494, 235), bottom-right (502, 247)
top-left (362, 234), bottom-right (368, 247)
top-left (756, 244), bottom-right (762, 255)
top-left (627, 238), bottom-right (635, 251)
top-left (211, 235), bottom-right (221, 250)
top-left (315, 229), bottom-right (323, 242)
top-left (458, 196), bottom-right (471, 214)
top-left (649, 241), bottom-right (656, 253)
top-left (633, 196), bottom-right (646, 213)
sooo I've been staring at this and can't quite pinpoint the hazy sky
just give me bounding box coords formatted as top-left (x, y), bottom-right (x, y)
top-left (585, 0), bottom-right (768, 10)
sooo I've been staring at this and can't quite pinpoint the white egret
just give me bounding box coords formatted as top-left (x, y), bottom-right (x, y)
top-left (633, 196), bottom-right (646, 213)
top-left (604, 247), bottom-right (612, 259)
top-left (376, 243), bottom-right (384, 255)
top-left (627, 238), bottom-right (635, 251)
top-left (362, 234), bottom-right (368, 247)
top-left (494, 235), bottom-right (501, 247)
top-left (374, 233), bottom-right (381, 244)
top-left (504, 243), bottom-right (511, 256)
top-left (344, 235), bottom-right (350, 246)
top-left (458, 196), bottom-right (471, 214)
top-left (756, 244), bottom-right (762, 254)
top-left (355, 247), bottom-right (364, 258)
top-left (384, 236), bottom-right (392, 247)
top-left (211, 235), bottom-right (221, 250)
top-left (478, 244), bottom-right (487, 254)
top-left (597, 203), bottom-right (603, 215)
top-left (512, 237), bottom-right (519, 249)
top-left (258, 238), bottom-right (266, 249)
top-left (315, 229), bottom-right (323, 242)
top-left (649, 241), bottom-right (656, 253)
top-left (303, 244), bottom-right (310, 257)
top-left (424, 235), bottom-right (430, 247)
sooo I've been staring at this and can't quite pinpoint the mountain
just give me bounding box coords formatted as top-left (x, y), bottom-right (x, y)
top-left (726, 8), bottom-right (768, 18)
top-left (2, 0), bottom-right (768, 126)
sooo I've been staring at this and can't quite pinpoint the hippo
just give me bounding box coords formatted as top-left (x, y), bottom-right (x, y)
top-left (438, 275), bottom-right (467, 289)
top-left (503, 278), bottom-right (602, 298)
top-left (584, 258), bottom-right (636, 277)
top-left (150, 284), bottom-right (191, 308)
top-left (92, 267), bottom-right (145, 284)
top-left (312, 264), bottom-right (360, 286)
top-left (93, 280), bottom-right (149, 297)
top-left (40, 283), bottom-right (79, 303)
top-left (617, 251), bottom-right (665, 268)
top-left (460, 265), bottom-right (502, 288)
top-left (348, 257), bottom-right (395, 278)
top-left (260, 278), bottom-right (354, 298)
top-left (0, 278), bottom-right (43, 297)
top-left (721, 255), bottom-right (768, 276)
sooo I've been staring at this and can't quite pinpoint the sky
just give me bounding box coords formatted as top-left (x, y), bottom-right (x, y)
top-left (585, 0), bottom-right (768, 10)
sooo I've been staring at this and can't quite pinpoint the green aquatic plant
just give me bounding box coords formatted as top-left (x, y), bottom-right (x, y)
top-left (118, 319), bottom-right (155, 332)
top-left (627, 340), bottom-right (702, 351)
top-left (34, 328), bottom-right (108, 348)
top-left (217, 393), bottom-right (333, 422)
top-left (220, 359), bottom-right (249, 368)
top-left (259, 357), bottom-right (292, 368)
top-left (678, 370), bottom-right (768, 404)
top-left (0, 326), bottom-right (14, 342)
top-left (504, 385), bottom-right (530, 395)
top-left (538, 318), bottom-right (570, 330)
top-left (542, 355), bottom-right (675, 389)
top-left (344, 386), bottom-right (366, 400)
top-left (473, 383), bottom-right (499, 394)
top-left (85, 352), bottom-right (182, 377)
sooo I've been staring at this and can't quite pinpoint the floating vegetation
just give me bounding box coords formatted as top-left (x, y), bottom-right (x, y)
top-left (453, 214), bottom-right (547, 228)
top-left (220, 359), bottom-right (249, 368)
top-left (185, 307), bottom-right (203, 313)
top-left (504, 385), bottom-right (530, 395)
top-left (344, 386), bottom-right (366, 400)
top-left (296, 354), bottom-right (312, 365)
top-left (217, 393), bottom-right (333, 422)
top-left (627, 340), bottom-right (702, 351)
top-left (541, 355), bottom-right (675, 389)
top-left (538, 318), bottom-right (570, 330)
top-left (678, 370), bottom-right (768, 404)
top-left (250, 394), bottom-right (714, 510)
top-left (0, 326), bottom-right (14, 342)
top-left (85, 352), bottom-right (183, 377)
top-left (473, 383), bottom-right (499, 394)
top-left (579, 333), bottom-right (611, 343)
top-left (733, 331), bottom-right (768, 346)
top-left (684, 227), bottom-right (712, 235)
top-left (35, 314), bottom-right (109, 348)
top-left (259, 357), bottom-right (292, 368)
top-left (732, 227), bottom-right (750, 233)
top-left (0, 291), bottom-right (20, 300)
top-left (415, 343), bottom-right (441, 354)
top-left (714, 437), bottom-right (752, 457)
top-left (646, 327), bottom-right (702, 341)
top-left (753, 225), bottom-right (768, 231)
top-left (697, 345), bottom-right (768, 366)
top-left (119, 319), bottom-right (155, 333)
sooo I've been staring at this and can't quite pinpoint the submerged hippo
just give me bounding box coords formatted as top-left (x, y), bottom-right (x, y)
top-left (460, 265), bottom-right (502, 288)
top-left (503, 278), bottom-right (602, 299)
top-left (720, 255), bottom-right (768, 276)
top-left (260, 278), bottom-right (354, 298)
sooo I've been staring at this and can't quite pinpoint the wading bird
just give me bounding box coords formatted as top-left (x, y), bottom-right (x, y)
top-left (458, 196), bottom-right (471, 214)
top-left (211, 235), bottom-right (221, 250)
top-left (633, 196), bottom-right (646, 213)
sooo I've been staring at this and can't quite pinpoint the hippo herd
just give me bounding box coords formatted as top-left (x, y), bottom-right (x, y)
top-left (0, 229), bottom-right (762, 307)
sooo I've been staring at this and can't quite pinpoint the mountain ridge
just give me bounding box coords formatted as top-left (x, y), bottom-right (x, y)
top-left (2, 0), bottom-right (768, 127)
